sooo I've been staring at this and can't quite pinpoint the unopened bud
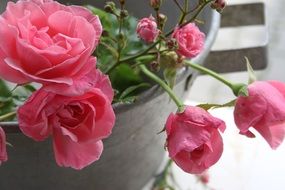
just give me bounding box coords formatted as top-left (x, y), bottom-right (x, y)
top-left (104, 2), bottom-right (116, 13)
top-left (119, 0), bottom-right (125, 5)
top-left (104, 5), bottom-right (113, 13)
top-left (211, 0), bottom-right (226, 13)
top-left (166, 38), bottom-right (178, 51)
top-left (150, 61), bottom-right (160, 72)
top-left (102, 30), bottom-right (109, 37)
top-left (160, 52), bottom-right (178, 68)
top-left (120, 10), bottom-right (129, 18)
top-left (158, 13), bottom-right (167, 28)
top-left (150, 0), bottom-right (161, 10)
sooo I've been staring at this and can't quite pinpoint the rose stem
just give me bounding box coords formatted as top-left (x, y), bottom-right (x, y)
top-left (0, 111), bottom-right (17, 122)
top-left (172, 0), bottom-right (184, 12)
top-left (139, 65), bottom-right (184, 112)
top-left (178, 0), bottom-right (189, 25)
top-left (184, 61), bottom-right (246, 96)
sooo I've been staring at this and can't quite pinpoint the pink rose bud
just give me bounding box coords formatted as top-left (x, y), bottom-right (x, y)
top-left (150, 0), bottom-right (161, 9)
top-left (136, 16), bottom-right (159, 43)
top-left (172, 23), bottom-right (205, 58)
top-left (0, 127), bottom-right (8, 164)
top-left (18, 68), bottom-right (115, 170)
top-left (166, 106), bottom-right (226, 174)
top-left (234, 81), bottom-right (285, 149)
top-left (211, 0), bottom-right (226, 12)
top-left (0, 0), bottom-right (102, 95)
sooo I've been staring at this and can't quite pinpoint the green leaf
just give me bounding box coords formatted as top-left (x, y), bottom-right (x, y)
top-left (245, 57), bottom-right (257, 84)
top-left (110, 64), bottom-right (143, 93)
top-left (115, 96), bottom-right (137, 104)
top-left (96, 37), bottom-right (119, 73)
top-left (0, 80), bottom-right (14, 116)
top-left (92, 7), bottom-right (146, 74)
top-left (120, 16), bottom-right (147, 55)
top-left (23, 84), bottom-right (37, 93)
top-left (0, 80), bottom-right (11, 97)
top-left (163, 68), bottom-right (177, 89)
top-left (197, 99), bottom-right (236, 110)
top-left (119, 83), bottom-right (150, 99)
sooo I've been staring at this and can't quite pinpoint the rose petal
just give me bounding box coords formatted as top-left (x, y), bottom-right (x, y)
top-left (48, 10), bottom-right (74, 36)
top-left (168, 121), bottom-right (211, 158)
top-left (68, 6), bottom-right (102, 48)
top-left (18, 89), bottom-right (53, 141)
top-left (0, 49), bottom-right (28, 84)
top-left (53, 128), bottom-right (103, 170)
top-left (268, 80), bottom-right (285, 97)
top-left (166, 106), bottom-right (225, 174)
top-left (234, 94), bottom-right (267, 133)
top-left (254, 122), bottom-right (285, 149)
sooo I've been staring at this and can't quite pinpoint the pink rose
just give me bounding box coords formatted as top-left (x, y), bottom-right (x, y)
top-left (172, 23), bottom-right (205, 58)
top-left (136, 16), bottom-right (159, 43)
top-left (0, 0), bottom-right (102, 95)
top-left (18, 69), bottom-right (115, 170)
top-left (166, 106), bottom-right (226, 174)
top-left (0, 127), bottom-right (8, 165)
top-left (234, 81), bottom-right (285, 149)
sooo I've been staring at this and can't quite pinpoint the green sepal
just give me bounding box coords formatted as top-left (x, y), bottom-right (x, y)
top-left (197, 99), bottom-right (236, 111)
top-left (119, 83), bottom-right (150, 99)
top-left (245, 57), bottom-right (257, 84)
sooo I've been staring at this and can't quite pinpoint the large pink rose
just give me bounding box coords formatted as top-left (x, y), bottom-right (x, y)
top-left (172, 23), bottom-right (205, 58)
top-left (234, 81), bottom-right (285, 149)
top-left (166, 106), bottom-right (226, 174)
top-left (17, 69), bottom-right (115, 170)
top-left (0, 127), bottom-right (8, 165)
top-left (136, 16), bottom-right (159, 43)
top-left (0, 0), bottom-right (102, 95)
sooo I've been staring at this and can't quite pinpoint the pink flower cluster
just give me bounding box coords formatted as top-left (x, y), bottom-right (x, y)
top-left (136, 16), bottom-right (204, 58)
top-left (0, 0), bottom-right (115, 169)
